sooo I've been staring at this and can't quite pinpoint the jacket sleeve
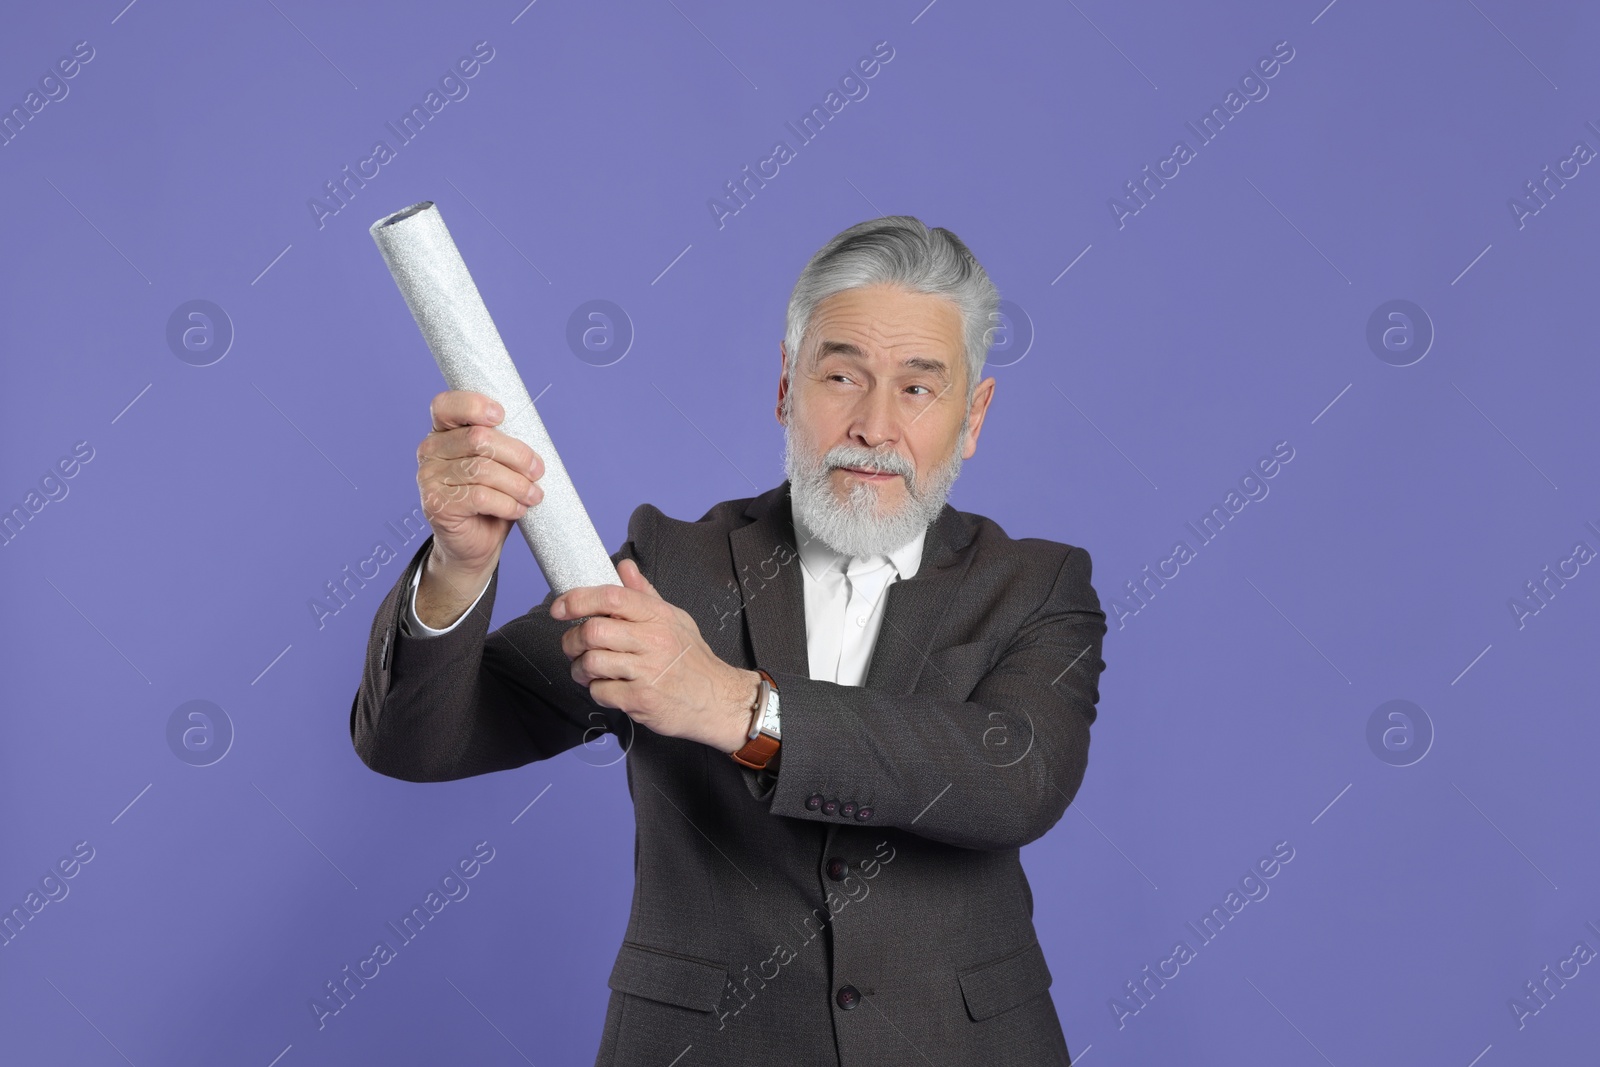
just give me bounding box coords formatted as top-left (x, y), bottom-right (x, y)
top-left (751, 545), bottom-right (1107, 852)
top-left (349, 513), bottom-right (647, 783)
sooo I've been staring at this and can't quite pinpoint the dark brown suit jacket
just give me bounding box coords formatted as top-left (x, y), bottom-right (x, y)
top-left (351, 480), bottom-right (1107, 1066)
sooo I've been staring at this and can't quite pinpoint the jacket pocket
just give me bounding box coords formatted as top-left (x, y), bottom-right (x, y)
top-left (606, 940), bottom-right (729, 1013)
top-left (957, 939), bottom-right (1054, 1021)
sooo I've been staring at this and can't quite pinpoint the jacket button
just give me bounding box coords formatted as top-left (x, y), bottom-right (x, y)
top-left (821, 797), bottom-right (839, 816)
top-left (825, 857), bottom-right (848, 881)
top-left (854, 806), bottom-right (873, 822)
top-left (836, 984), bottom-right (860, 1010)
top-left (840, 800), bottom-right (857, 818)
top-left (805, 793), bottom-right (824, 811)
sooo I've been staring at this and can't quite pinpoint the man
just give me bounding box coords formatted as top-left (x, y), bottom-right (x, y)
top-left (351, 215), bottom-right (1108, 1065)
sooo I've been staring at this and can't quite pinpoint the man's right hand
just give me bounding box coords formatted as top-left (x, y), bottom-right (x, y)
top-left (414, 390), bottom-right (546, 629)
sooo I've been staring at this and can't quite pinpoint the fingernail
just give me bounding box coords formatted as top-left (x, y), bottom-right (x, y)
top-left (551, 599), bottom-right (564, 618)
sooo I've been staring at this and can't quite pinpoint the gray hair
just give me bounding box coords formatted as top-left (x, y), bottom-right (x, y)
top-left (782, 216), bottom-right (999, 416)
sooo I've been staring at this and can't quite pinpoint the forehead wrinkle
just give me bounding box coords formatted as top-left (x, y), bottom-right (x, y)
top-left (815, 304), bottom-right (957, 343)
top-left (807, 314), bottom-right (960, 369)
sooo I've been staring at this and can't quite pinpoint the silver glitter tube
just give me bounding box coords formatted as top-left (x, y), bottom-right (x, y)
top-left (370, 201), bottom-right (620, 594)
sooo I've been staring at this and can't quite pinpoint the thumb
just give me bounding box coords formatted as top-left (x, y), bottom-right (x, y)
top-left (618, 558), bottom-right (658, 597)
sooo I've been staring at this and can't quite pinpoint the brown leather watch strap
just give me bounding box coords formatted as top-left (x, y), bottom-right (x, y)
top-left (731, 669), bottom-right (780, 770)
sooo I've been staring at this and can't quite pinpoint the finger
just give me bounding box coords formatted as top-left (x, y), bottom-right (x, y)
top-left (551, 583), bottom-right (660, 624)
top-left (589, 679), bottom-right (658, 719)
top-left (585, 678), bottom-right (625, 712)
top-left (561, 616), bottom-right (651, 660)
top-left (429, 452), bottom-right (542, 510)
top-left (571, 649), bottom-right (639, 687)
top-left (420, 457), bottom-right (536, 520)
top-left (421, 480), bottom-right (529, 523)
top-left (424, 424), bottom-right (543, 479)
top-left (430, 390), bottom-right (505, 434)
top-left (618, 559), bottom-right (659, 597)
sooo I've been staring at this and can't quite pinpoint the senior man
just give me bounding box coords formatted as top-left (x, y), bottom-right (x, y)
top-left (351, 215), bottom-right (1107, 1066)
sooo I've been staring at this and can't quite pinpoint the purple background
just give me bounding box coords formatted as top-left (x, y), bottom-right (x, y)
top-left (3, 1), bottom-right (1597, 1064)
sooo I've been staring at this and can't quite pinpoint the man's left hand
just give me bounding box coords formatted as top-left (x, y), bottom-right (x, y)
top-left (552, 559), bottom-right (758, 756)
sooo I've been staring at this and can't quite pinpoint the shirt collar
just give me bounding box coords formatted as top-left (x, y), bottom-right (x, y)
top-left (791, 494), bottom-right (927, 584)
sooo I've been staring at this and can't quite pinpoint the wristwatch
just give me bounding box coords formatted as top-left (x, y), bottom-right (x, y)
top-left (731, 668), bottom-right (780, 770)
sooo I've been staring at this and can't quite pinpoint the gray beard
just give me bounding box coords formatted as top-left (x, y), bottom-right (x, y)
top-left (783, 415), bottom-right (968, 559)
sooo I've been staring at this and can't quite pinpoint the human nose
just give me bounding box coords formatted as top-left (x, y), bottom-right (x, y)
top-left (849, 381), bottom-right (901, 450)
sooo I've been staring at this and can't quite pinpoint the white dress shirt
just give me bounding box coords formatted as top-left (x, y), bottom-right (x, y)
top-left (403, 497), bottom-right (927, 688)
top-left (791, 507), bottom-right (925, 686)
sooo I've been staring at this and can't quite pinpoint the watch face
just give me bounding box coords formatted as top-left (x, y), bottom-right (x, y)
top-left (762, 690), bottom-right (780, 740)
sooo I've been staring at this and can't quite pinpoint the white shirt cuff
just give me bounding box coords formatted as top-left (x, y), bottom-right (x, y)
top-left (403, 555), bottom-right (491, 638)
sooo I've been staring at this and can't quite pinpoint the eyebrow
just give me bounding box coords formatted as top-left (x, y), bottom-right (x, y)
top-left (814, 340), bottom-right (951, 381)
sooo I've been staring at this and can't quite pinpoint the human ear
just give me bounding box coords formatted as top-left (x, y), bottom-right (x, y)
top-left (961, 377), bottom-right (996, 459)
top-left (775, 342), bottom-right (789, 424)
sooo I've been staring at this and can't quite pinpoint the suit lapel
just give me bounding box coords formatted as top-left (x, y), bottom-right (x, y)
top-left (727, 483), bottom-right (809, 678)
top-left (861, 498), bottom-right (976, 693)
top-left (727, 480), bottom-right (977, 693)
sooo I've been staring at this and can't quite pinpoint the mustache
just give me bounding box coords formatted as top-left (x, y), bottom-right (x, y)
top-left (824, 447), bottom-right (914, 479)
